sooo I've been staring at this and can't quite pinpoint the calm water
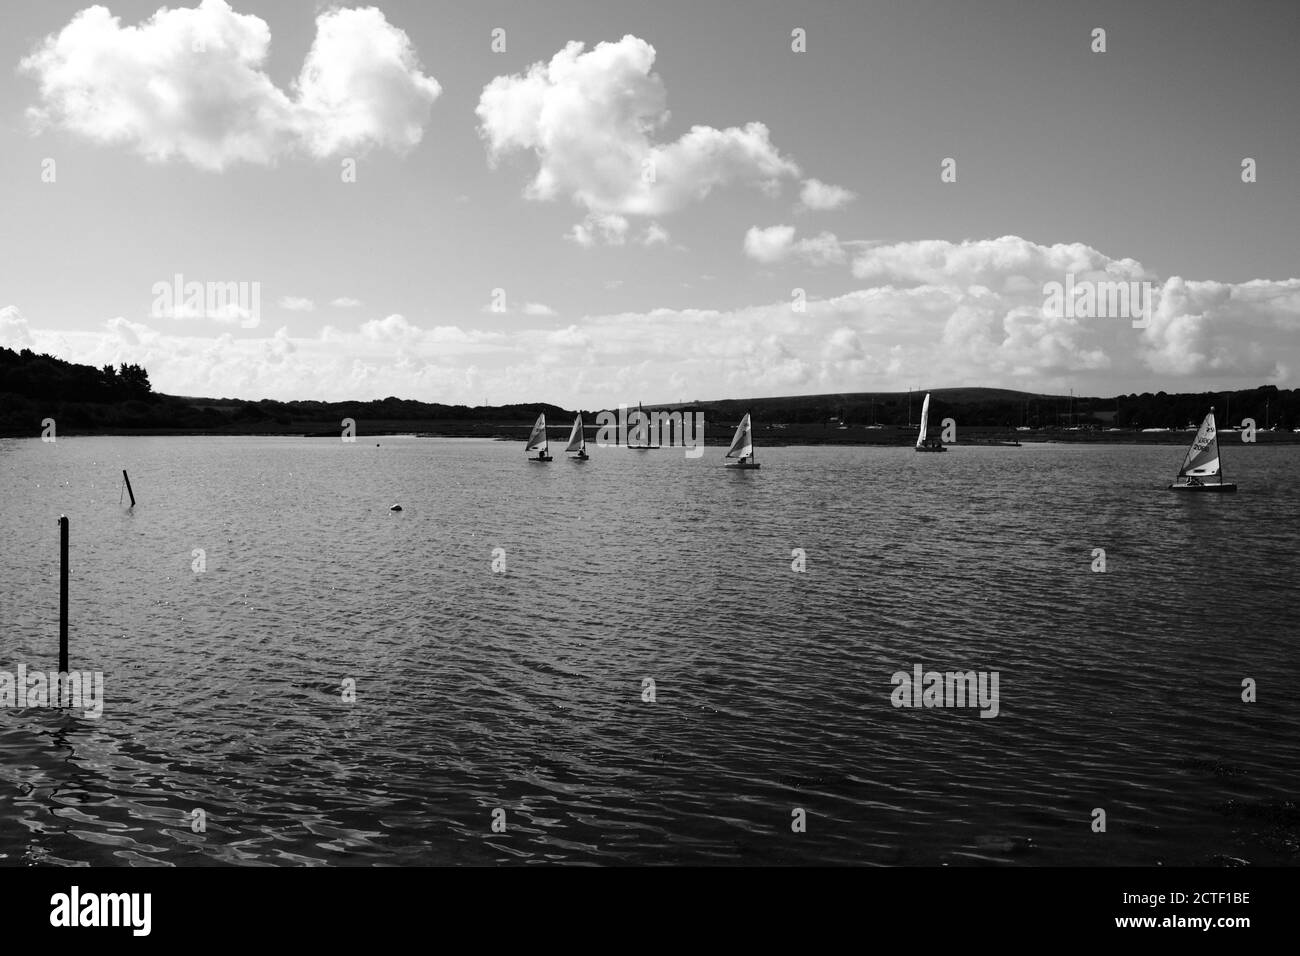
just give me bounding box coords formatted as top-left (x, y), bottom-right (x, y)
top-left (1, 436), bottom-right (1297, 866)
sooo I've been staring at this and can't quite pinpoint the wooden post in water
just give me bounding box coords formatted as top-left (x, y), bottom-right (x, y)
top-left (122, 470), bottom-right (136, 507)
top-left (58, 515), bottom-right (69, 673)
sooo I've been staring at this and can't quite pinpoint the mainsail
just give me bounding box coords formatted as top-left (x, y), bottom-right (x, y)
top-left (726, 414), bottom-right (753, 458)
top-left (916, 393), bottom-right (931, 447)
top-left (526, 414), bottom-right (547, 451)
top-left (1178, 411), bottom-right (1221, 479)
top-left (565, 413), bottom-right (584, 452)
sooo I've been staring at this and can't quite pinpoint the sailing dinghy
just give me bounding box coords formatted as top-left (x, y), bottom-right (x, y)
top-left (1168, 408), bottom-right (1235, 492)
top-left (526, 413), bottom-right (552, 461)
top-left (565, 413), bottom-right (588, 460)
top-left (914, 392), bottom-right (946, 452)
top-left (725, 413), bottom-right (760, 469)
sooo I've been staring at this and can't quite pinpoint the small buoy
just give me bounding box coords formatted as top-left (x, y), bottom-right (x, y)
top-left (376, 443), bottom-right (381, 446)
top-left (390, 504), bottom-right (403, 512)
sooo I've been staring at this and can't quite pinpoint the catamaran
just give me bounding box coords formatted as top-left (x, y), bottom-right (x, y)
top-left (1168, 407), bottom-right (1236, 492)
top-left (914, 392), bottom-right (946, 452)
top-left (725, 413), bottom-right (760, 469)
top-left (565, 413), bottom-right (588, 460)
top-left (526, 413), bottom-right (552, 461)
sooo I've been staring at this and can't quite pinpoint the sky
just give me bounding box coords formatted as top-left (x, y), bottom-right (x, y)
top-left (1, 0), bottom-right (1297, 404)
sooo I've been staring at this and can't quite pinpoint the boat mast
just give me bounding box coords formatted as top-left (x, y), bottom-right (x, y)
top-left (1213, 406), bottom-right (1225, 486)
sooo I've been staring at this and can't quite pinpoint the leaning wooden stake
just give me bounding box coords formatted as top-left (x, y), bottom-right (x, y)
top-left (58, 515), bottom-right (69, 673)
top-left (122, 470), bottom-right (136, 507)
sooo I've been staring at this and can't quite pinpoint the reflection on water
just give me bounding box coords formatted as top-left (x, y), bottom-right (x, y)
top-left (1, 436), bottom-right (1297, 865)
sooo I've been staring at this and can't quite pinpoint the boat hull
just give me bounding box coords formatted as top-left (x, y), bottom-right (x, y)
top-left (531, 454), bottom-right (552, 462)
top-left (1168, 481), bottom-right (1236, 492)
top-left (725, 462), bottom-right (761, 469)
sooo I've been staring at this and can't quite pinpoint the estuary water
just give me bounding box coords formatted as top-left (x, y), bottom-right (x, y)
top-left (1, 436), bottom-right (1297, 866)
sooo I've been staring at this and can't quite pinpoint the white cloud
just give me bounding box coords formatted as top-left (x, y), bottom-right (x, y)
top-left (641, 222), bottom-right (670, 247)
top-left (0, 306), bottom-right (35, 349)
top-left (851, 235), bottom-right (1149, 289)
top-left (329, 297), bottom-right (362, 308)
top-left (293, 6), bottom-right (442, 157)
top-left (477, 35), bottom-right (800, 219)
top-left (19, 0), bottom-right (440, 172)
top-left (523, 302), bottom-right (556, 316)
top-left (795, 232), bottom-right (846, 266)
top-left (744, 225), bottom-right (796, 263)
top-left (359, 313), bottom-right (424, 345)
top-left (567, 213), bottom-right (629, 247)
top-left (799, 178), bottom-right (856, 211)
top-left (278, 296), bottom-right (315, 312)
top-left (1141, 277), bottom-right (1300, 378)
top-left (11, 238), bottom-right (1299, 404)
top-left (744, 225), bottom-right (845, 265)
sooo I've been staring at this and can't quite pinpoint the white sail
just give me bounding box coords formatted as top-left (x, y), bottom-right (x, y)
top-left (525, 413), bottom-right (547, 451)
top-left (565, 413), bottom-right (584, 452)
top-left (916, 393), bottom-right (931, 447)
top-left (726, 413), bottom-right (753, 458)
top-left (1178, 410), bottom-right (1221, 478)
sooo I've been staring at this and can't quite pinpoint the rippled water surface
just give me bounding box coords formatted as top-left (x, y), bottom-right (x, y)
top-left (2, 436), bottom-right (1297, 866)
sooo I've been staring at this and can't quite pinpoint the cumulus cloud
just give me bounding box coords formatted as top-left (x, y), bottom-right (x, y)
top-left (743, 225), bottom-right (795, 263)
top-left (851, 235), bottom-right (1150, 290)
top-left (11, 237), bottom-right (1300, 404)
top-left (799, 178), bottom-right (856, 211)
top-left (567, 213), bottom-right (630, 247)
top-left (641, 222), bottom-right (670, 247)
top-left (523, 302), bottom-right (556, 316)
top-left (278, 296), bottom-right (315, 312)
top-left (19, 0), bottom-right (440, 171)
top-left (477, 34), bottom-right (801, 227)
top-left (329, 297), bottom-right (362, 308)
top-left (0, 306), bottom-right (35, 349)
top-left (744, 225), bottom-right (845, 265)
top-left (1141, 277), bottom-right (1300, 379)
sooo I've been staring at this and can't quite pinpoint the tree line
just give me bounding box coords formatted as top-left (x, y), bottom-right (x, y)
top-left (2, 346), bottom-right (1296, 434)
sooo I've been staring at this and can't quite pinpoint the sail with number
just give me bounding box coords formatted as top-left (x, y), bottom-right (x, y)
top-left (526, 414), bottom-right (547, 451)
top-left (1178, 410), bottom-right (1221, 479)
top-left (916, 393), bottom-right (931, 448)
top-left (565, 413), bottom-right (584, 452)
top-left (726, 414), bottom-right (754, 459)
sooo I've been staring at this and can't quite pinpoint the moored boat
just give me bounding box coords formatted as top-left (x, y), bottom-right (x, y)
top-left (629, 401), bottom-right (660, 450)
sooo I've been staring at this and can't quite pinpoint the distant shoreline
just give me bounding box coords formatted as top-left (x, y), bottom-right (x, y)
top-left (6, 422), bottom-right (1298, 446)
